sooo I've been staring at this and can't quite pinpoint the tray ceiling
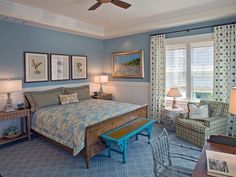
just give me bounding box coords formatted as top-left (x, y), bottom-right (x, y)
top-left (0, 0), bottom-right (236, 38)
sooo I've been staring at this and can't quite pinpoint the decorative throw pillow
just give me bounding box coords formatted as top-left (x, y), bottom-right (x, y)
top-left (188, 103), bottom-right (209, 120)
top-left (25, 87), bottom-right (64, 112)
top-left (59, 93), bottom-right (79, 105)
top-left (64, 85), bottom-right (91, 100)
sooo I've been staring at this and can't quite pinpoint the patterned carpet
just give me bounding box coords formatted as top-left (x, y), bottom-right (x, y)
top-left (0, 124), bottom-right (201, 177)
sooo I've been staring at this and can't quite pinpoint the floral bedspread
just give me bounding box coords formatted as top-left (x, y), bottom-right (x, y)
top-left (32, 99), bottom-right (140, 156)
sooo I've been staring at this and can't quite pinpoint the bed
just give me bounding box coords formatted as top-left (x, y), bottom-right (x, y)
top-left (25, 85), bottom-right (148, 168)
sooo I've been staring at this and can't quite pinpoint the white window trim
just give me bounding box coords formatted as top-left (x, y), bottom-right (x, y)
top-left (165, 33), bottom-right (213, 103)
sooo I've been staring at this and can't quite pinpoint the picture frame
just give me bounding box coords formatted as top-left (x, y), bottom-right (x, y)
top-left (112, 50), bottom-right (144, 78)
top-left (50, 54), bottom-right (70, 81)
top-left (71, 55), bottom-right (87, 80)
top-left (24, 52), bottom-right (49, 83)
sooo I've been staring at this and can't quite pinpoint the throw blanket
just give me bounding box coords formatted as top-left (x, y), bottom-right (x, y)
top-left (32, 99), bottom-right (140, 155)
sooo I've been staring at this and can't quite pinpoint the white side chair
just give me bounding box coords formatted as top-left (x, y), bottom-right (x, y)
top-left (150, 128), bottom-right (201, 177)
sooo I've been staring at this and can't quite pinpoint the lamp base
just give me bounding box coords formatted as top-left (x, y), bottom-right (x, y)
top-left (3, 106), bottom-right (15, 112)
top-left (3, 93), bottom-right (15, 112)
top-left (172, 98), bottom-right (178, 109)
top-left (99, 84), bottom-right (104, 95)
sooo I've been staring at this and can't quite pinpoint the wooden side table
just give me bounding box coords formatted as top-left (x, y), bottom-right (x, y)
top-left (162, 106), bottom-right (184, 131)
top-left (91, 93), bottom-right (112, 100)
top-left (0, 109), bottom-right (31, 145)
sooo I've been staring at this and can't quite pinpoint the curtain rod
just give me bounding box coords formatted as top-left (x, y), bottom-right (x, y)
top-left (150, 21), bottom-right (236, 37)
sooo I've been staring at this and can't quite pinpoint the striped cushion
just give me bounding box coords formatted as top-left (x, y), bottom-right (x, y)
top-left (25, 87), bottom-right (64, 112)
top-left (64, 85), bottom-right (90, 100)
top-left (59, 93), bottom-right (79, 105)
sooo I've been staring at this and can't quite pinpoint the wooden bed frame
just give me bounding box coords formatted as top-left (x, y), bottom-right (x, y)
top-left (32, 104), bottom-right (148, 168)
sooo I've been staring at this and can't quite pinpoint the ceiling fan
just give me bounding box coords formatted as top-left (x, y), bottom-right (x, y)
top-left (88, 0), bottom-right (131, 10)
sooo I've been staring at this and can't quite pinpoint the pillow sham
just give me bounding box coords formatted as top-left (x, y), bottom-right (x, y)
top-left (64, 85), bottom-right (90, 100)
top-left (24, 87), bottom-right (64, 112)
top-left (188, 103), bottom-right (209, 120)
top-left (59, 93), bottom-right (79, 105)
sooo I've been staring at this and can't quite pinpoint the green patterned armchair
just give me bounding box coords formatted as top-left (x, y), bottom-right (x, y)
top-left (176, 100), bottom-right (229, 147)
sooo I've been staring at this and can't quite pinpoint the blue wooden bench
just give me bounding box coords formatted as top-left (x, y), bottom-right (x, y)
top-left (101, 118), bottom-right (156, 163)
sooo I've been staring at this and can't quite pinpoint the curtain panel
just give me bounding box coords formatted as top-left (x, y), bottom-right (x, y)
top-left (150, 35), bottom-right (166, 121)
top-left (213, 24), bottom-right (236, 102)
top-left (213, 24), bottom-right (236, 136)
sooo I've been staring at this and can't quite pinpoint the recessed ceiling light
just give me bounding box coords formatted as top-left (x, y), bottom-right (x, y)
top-left (110, 17), bottom-right (114, 20)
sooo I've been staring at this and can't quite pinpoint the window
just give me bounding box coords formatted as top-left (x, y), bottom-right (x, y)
top-left (166, 34), bottom-right (214, 102)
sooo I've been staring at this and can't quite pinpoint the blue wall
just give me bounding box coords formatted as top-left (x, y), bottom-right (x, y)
top-left (1, 16), bottom-right (236, 87)
top-left (104, 16), bottom-right (236, 82)
top-left (0, 21), bottom-right (104, 88)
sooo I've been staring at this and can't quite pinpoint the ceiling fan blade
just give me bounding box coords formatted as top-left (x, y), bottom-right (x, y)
top-left (111, 0), bottom-right (131, 9)
top-left (88, 2), bottom-right (102, 10)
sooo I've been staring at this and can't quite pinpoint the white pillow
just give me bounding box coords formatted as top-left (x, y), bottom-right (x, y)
top-left (188, 103), bottom-right (209, 120)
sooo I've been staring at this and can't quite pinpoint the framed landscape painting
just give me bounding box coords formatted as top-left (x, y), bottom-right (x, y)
top-left (50, 54), bottom-right (70, 81)
top-left (71, 55), bottom-right (87, 80)
top-left (112, 50), bottom-right (144, 78)
top-left (24, 52), bottom-right (49, 83)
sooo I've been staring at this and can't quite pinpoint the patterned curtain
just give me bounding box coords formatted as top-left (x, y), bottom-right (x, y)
top-left (150, 35), bottom-right (166, 122)
top-left (213, 24), bottom-right (236, 102)
top-left (213, 24), bottom-right (236, 135)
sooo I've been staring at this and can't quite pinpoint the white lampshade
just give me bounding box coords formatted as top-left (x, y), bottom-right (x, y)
top-left (229, 87), bottom-right (236, 115)
top-left (0, 80), bottom-right (22, 93)
top-left (167, 88), bottom-right (182, 97)
top-left (94, 75), bottom-right (108, 83)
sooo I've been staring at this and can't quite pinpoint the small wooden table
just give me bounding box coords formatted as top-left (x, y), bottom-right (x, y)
top-left (192, 141), bottom-right (236, 177)
top-left (0, 109), bottom-right (31, 145)
top-left (91, 93), bottom-right (112, 100)
top-left (101, 118), bottom-right (155, 163)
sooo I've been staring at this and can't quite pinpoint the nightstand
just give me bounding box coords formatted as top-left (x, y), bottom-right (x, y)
top-left (91, 93), bottom-right (112, 100)
top-left (0, 109), bottom-right (31, 145)
top-left (162, 106), bottom-right (184, 131)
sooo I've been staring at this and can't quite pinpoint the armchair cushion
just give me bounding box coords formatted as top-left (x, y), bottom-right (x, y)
top-left (188, 103), bottom-right (209, 120)
top-left (199, 100), bottom-right (229, 117)
top-left (204, 116), bottom-right (227, 127)
top-left (176, 118), bottom-right (206, 133)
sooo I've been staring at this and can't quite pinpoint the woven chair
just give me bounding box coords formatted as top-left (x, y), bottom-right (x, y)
top-left (150, 128), bottom-right (201, 177)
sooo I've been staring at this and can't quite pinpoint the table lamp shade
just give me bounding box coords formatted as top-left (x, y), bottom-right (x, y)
top-left (167, 88), bottom-right (182, 97)
top-left (94, 75), bottom-right (108, 83)
top-left (0, 80), bottom-right (22, 93)
top-left (230, 87), bottom-right (236, 115)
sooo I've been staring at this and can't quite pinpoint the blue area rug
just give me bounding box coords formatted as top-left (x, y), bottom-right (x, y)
top-left (0, 124), bottom-right (200, 177)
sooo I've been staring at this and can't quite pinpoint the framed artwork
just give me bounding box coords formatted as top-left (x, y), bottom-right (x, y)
top-left (71, 55), bottom-right (87, 80)
top-left (50, 54), bottom-right (70, 81)
top-left (112, 50), bottom-right (144, 78)
top-left (24, 52), bottom-right (49, 83)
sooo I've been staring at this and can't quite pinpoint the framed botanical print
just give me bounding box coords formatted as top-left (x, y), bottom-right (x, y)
top-left (112, 50), bottom-right (144, 78)
top-left (24, 52), bottom-right (49, 83)
top-left (71, 55), bottom-right (87, 80)
top-left (50, 54), bottom-right (70, 81)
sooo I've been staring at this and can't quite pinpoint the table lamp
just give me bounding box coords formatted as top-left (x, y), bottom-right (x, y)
top-left (0, 80), bottom-right (22, 112)
top-left (229, 87), bottom-right (236, 137)
top-left (230, 87), bottom-right (236, 115)
top-left (94, 75), bottom-right (108, 94)
top-left (167, 88), bottom-right (182, 109)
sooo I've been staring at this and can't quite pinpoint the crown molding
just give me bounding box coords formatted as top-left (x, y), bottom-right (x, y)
top-left (0, 0), bottom-right (235, 39)
top-left (0, 0), bottom-right (105, 39)
top-left (104, 4), bottom-right (236, 38)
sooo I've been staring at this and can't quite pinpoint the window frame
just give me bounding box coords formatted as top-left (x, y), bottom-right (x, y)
top-left (165, 33), bottom-right (214, 102)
